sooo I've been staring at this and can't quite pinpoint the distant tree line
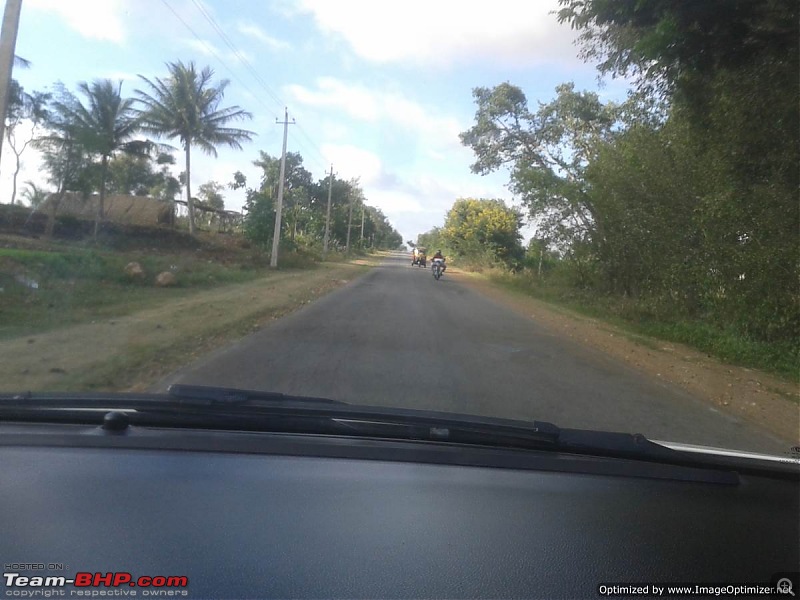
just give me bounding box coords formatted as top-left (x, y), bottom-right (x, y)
top-left (5, 60), bottom-right (403, 251)
top-left (239, 150), bottom-right (402, 252)
top-left (4, 61), bottom-right (254, 238)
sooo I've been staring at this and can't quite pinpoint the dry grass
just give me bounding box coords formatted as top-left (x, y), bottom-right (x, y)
top-left (1, 262), bottom-right (370, 392)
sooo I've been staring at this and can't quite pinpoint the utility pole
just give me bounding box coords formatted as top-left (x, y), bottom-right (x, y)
top-left (360, 203), bottom-right (365, 245)
top-left (322, 164), bottom-right (334, 257)
top-left (270, 107), bottom-right (294, 268)
top-left (0, 0), bottom-right (23, 175)
top-left (345, 190), bottom-right (353, 254)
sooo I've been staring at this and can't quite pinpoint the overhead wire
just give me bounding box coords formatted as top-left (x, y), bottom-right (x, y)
top-left (158, 0), bottom-right (280, 124)
top-left (185, 0), bottom-right (331, 175)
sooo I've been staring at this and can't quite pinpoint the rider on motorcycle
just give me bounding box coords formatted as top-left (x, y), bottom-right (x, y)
top-left (432, 250), bottom-right (447, 272)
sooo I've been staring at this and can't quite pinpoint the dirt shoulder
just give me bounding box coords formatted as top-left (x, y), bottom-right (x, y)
top-left (1, 262), bottom-right (370, 392)
top-left (452, 269), bottom-right (799, 446)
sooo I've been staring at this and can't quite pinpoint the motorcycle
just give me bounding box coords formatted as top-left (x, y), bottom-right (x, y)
top-left (432, 257), bottom-right (445, 280)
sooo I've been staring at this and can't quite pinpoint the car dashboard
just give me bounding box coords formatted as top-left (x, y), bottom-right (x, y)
top-left (2, 421), bottom-right (798, 599)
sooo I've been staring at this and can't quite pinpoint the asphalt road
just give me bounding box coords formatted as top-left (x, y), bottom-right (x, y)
top-left (160, 252), bottom-right (788, 453)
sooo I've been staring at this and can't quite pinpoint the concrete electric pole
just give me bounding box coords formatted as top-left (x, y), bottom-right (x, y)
top-left (270, 107), bottom-right (294, 268)
top-left (360, 203), bottom-right (365, 244)
top-left (345, 190), bottom-right (353, 255)
top-left (0, 0), bottom-right (23, 176)
top-left (322, 163), bottom-right (334, 257)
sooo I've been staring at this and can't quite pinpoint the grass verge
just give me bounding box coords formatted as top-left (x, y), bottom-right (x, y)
top-left (0, 234), bottom-right (328, 339)
top-left (485, 270), bottom-right (798, 381)
top-left (1, 261), bottom-right (371, 392)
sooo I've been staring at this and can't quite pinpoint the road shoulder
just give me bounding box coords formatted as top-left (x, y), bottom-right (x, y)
top-left (451, 269), bottom-right (800, 446)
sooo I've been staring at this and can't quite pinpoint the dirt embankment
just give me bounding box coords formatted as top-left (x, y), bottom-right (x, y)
top-left (454, 270), bottom-right (799, 446)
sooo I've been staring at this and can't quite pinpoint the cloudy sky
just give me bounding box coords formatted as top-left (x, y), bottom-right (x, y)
top-left (2, 0), bottom-right (631, 242)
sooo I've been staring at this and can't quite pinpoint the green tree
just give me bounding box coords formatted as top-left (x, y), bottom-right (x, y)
top-left (5, 83), bottom-right (49, 205)
top-left (196, 181), bottom-right (226, 228)
top-left (19, 180), bottom-right (48, 209)
top-left (442, 198), bottom-right (523, 267)
top-left (252, 151), bottom-right (313, 241)
top-left (34, 88), bottom-right (93, 238)
top-left (416, 227), bottom-right (444, 252)
top-left (313, 176), bottom-right (361, 250)
top-left (558, 0), bottom-right (799, 341)
top-left (556, 0), bottom-right (798, 107)
top-left (106, 153), bottom-right (155, 196)
top-left (150, 153), bottom-right (181, 203)
top-left (52, 79), bottom-right (147, 237)
top-left (460, 82), bottom-right (618, 256)
top-left (136, 61), bottom-right (254, 234)
top-left (197, 181), bottom-right (225, 210)
top-left (104, 151), bottom-right (181, 203)
top-left (361, 205), bottom-right (401, 250)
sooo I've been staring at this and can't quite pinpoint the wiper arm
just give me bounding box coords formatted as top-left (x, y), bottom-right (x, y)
top-left (166, 384), bottom-right (347, 407)
top-left (0, 387), bottom-right (560, 447)
top-left (0, 387), bottom-right (764, 479)
top-left (0, 387), bottom-right (654, 455)
top-left (0, 385), bottom-right (346, 412)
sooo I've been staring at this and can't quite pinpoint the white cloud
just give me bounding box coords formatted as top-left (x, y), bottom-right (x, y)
top-left (319, 143), bottom-right (383, 186)
top-left (181, 38), bottom-right (219, 57)
top-left (295, 0), bottom-right (581, 68)
top-left (179, 39), bottom-right (253, 65)
top-left (319, 121), bottom-right (350, 141)
top-left (237, 23), bottom-right (290, 51)
top-left (285, 77), bottom-right (463, 152)
top-left (26, 0), bottom-right (127, 43)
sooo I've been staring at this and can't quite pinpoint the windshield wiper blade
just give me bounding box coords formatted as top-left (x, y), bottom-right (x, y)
top-left (0, 386), bottom-right (347, 411)
top-left (166, 384), bottom-right (347, 406)
top-left (0, 388), bottom-right (650, 453)
top-left (0, 388), bottom-right (766, 478)
top-left (0, 388), bottom-right (561, 446)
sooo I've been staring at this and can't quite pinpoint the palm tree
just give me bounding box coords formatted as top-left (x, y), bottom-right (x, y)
top-left (33, 92), bottom-right (92, 238)
top-left (52, 79), bottom-right (144, 237)
top-left (19, 180), bottom-right (48, 209)
top-left (135, 61), bottom-right (254, 234)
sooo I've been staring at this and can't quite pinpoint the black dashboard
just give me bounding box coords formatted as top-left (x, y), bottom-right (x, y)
top-left (2, 422), bottom-right (798, 599)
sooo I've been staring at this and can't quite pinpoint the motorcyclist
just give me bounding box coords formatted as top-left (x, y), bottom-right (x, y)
top-left (432, 250), bottom-right (446, 272)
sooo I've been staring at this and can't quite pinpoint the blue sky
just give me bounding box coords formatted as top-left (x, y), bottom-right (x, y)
top-left (2, 0), bottom-right (632, 242)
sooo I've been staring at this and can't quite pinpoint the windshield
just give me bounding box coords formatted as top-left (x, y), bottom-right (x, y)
top-left (0, 0), bottom-right (797, 457)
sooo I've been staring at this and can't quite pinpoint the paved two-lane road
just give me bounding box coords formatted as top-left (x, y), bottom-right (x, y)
top-left (159, 252), bottom-right (788, 453)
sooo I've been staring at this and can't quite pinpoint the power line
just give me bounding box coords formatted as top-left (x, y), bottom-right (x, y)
top-left (185, 0), bottom-right (330, 173)
top-left (295, 121), bottom-right (330, 168)
top-left (159, 0), bottom-right (280, 123)
top-left (189, 0), bottom-right (285, 112)
top-left (160, 0), bottom-right (332, 179)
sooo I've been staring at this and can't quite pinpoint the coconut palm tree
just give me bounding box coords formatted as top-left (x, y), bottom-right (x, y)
top-left (135, 61), bottom-right (254, 234)
top-left (52, 79), bottom-right (145, 237)
top-left (19, 180), bottom-right (48, 209)
top-left (33, 91), bottom-right (92, 238)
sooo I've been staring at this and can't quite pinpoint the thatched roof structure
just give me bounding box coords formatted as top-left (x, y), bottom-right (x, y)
top-left (40, 193), bottom-right (173, 225)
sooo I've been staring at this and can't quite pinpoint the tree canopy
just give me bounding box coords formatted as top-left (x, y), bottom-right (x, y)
top-left (456, 0), bottom-right (799, 345)
top-left (136, 61), bottom-right (254, 234)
